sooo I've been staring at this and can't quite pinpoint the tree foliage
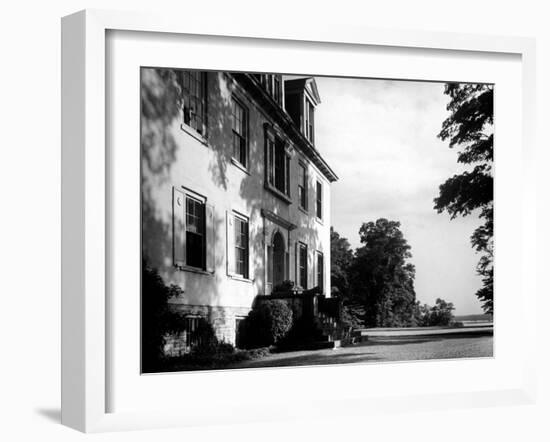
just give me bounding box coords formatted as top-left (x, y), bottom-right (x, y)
top-left (331, 224), bottom-right (461, 329)
top-left (348, 219), bottom-right (418, 328)
top-left (142, 261), bottom-right (185, 371)
top-left (330, 227), bottom-right (364, 328)
top-left (415, 298), bottom-right (455, 326)
top-left (330, 227), bottom-right (354, 298)
top-left (435, 83), bottom-right (494, 314)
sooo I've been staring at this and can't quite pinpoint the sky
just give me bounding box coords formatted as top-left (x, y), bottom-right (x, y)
top-left (312, 77), bottom-right (485, 316)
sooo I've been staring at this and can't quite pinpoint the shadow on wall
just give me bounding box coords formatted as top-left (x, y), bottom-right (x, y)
top-left (141, 68), bottom-right (321, 300)
top-left (141, 69), bottom-right (178, 288)
top-left (141, 69), bottom-right (180, 194)
top-left (203, 72), bottom-right (278, 292)
top-left (206, 72), bottom-right (232, 191)
top-left (140, 69), bottom-right (243, 304)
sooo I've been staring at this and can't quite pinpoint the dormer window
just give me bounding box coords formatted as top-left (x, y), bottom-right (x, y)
top-left (284, 77), bottom-right (321, 146)
top-left (304, 99), bottom-right (314, 144)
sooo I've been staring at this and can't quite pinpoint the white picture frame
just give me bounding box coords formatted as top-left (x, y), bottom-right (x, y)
top-left (61, 9), bottom-right (537, 433)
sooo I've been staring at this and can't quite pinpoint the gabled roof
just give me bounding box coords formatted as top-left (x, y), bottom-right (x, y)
top-left (284, 77), bottom-right (321, 105)
top-left (234, 73), bottom-right (338, 183)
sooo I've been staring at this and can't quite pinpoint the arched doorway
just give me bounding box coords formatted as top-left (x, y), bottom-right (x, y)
top-left (272, 231), bottom-right (286, 288)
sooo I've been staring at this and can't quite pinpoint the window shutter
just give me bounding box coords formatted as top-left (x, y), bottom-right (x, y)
top-left (307, 247), bottom-right (310, 289)
top-left (267, 245), bottom-right (273, 284)
top-left (205, 204), bottom-right (215, 273)
top-left (314, 251), bottom-right (317, 288)
top-left (226, 211), bottom-right (235, 275)
top-left (304, 246), bottom-right (309, 289)
top-left (172, 187), bottom-right (186, 267)
top-left (269, 141), bottom-right (275, 186)
top-left (285, 251), bottom-right (289, 282)
top-left (247, 222), bottom-right (252, 280)
top-left (318, 253), bottom-right (324, 293)
top-left (320, 182), bottom-right (323, 218)
top-left (285, 155), bottom-right (290, 196)
top-left (295, 242), bottom-right (299, 286)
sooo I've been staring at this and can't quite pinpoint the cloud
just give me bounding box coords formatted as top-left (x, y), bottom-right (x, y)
top-left (315, 77), bottom-right (485, 315)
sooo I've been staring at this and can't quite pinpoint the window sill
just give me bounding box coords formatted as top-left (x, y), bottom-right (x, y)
top-left (315, 216), bottom-right (324, 225)
top-left (176, 265), bottom-right (214, 276)
top-left (180, 123), bottom-right (208, 146)
top-left (230, 158), bottom-right (251, 175)
top-left (264, 183), bottom-right (292, 205)
top-left (298, 206), bottom-right (309, 216)
top-left (228, 274), bottom-right (254, 283)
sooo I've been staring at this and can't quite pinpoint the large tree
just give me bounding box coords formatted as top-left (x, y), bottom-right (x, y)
top-left (330, 227), bottom-right (354, 298)
top-left (435, 83), bottom-right (494, 314)
top-left (330, 227), bottom-right (364, 328)
top-left (349, 219), bottom-right (417, 327)
top-left (415, 298), bottom-right (455, 327)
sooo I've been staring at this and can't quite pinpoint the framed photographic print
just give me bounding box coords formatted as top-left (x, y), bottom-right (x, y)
top-left (61, 9), bottom-right (537, 433)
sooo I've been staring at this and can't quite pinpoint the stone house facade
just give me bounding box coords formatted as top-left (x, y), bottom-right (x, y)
top-left (141, 68), bottom-right (338, 352)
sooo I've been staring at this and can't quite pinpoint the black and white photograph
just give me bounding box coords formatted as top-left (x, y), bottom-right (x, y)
top-left (141, 68), bottom-right (494, 373)
top-left (4, 0), bottom-right (550, 439)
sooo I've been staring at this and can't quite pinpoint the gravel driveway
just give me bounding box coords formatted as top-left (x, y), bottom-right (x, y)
top-left (227, 332), bottom-right (493, 369)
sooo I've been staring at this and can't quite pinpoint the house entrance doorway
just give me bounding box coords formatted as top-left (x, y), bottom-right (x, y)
top-left (272, 231), bottom-right (286, 288)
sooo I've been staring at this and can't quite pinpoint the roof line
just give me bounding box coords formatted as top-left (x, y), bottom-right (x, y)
top-left (238, 74), bottom-right (338, 182)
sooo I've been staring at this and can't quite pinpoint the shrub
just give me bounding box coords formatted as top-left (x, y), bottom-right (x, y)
top-left (272, 280), bottom-right (295, 294)
top-left (162, 345), bottom-right (272, 371)
top-left (189, 341), bottom-right (236, 361)
top-left (141, 261), bottom-right (185, 372)
top-left (176, 342), bottom-right (236, 370)
top-left (279, 316), bottom-right (324, 348)
top-left (188, 319), bottom-right (224, 356)
top-left (170, 320), bottom-right (239, 369)
top-left (341, 304), bottom-right (363, 327)
top-left (245, 347), bottom-right (271, 359)
top-left (241, 300), bottom-right (293, 348)
top-left (303, 285), bottom-right (322, 295)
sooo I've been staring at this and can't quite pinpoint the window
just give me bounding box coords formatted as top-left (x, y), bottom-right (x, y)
top-left (284, 78), bottom-right (320, 142)
top-left (186, 196), bottom-right (206, 269)
top-left (173, 187), bottom-right (214, 272)
top-left (316, 251), bottom-right (324, 293)
top-left (304, 99), bottom-right (315, 143)
top-left (273, 76), bottom-right (282, 105)
top-left (298, 163), bottom-right (307, 210)
top-left (316, 180), bottom-right (323, 220)
top-left (299, 242), bottom-right (308, 289)
top-left (254, 74), bottom-right (282, 105)
top-left (267, 138), bottom-right (275, 186)
top-left (274, 145), bottom-right (286, 192)
top-left (265, 131), bottom-right (291, 198)
top-left (179, 70), bottom-right (206, 135)
top-left (267, 244), bottom-right (273, 286)
top-left (183, 316), bottom-right (203, 353)
top-left (234, 215), bottom-right (249, 278)
top-left (231, 98), bottom-right (248, 167)
top-left (226, 211), bottom-right (250, 279)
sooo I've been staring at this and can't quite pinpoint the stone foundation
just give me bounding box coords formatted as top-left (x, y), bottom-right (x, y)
top-left (163, 304), bottom-right (251, 356)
